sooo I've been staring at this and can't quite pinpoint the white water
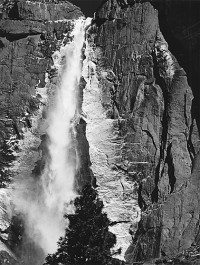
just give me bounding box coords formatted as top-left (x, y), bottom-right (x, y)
top-left (12, 17), bottom-right (92, 256)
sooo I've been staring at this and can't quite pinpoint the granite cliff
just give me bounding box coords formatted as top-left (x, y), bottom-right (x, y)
top-left (89, 0), bottom-right (200, 264)
top-left (0, 0), bottom-right (200, 264)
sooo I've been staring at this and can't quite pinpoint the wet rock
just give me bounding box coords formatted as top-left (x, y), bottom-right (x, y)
top-left (0, 0), bottom-right (83, 263)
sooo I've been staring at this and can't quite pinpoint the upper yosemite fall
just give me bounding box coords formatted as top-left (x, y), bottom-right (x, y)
top-left (0, 0), bottom-right (200, 264)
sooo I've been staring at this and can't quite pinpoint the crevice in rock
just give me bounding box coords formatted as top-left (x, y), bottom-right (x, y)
top-left (187, 103), bottom-right (196, 165)
top-left (0, 28), bottom-right (43, 43)
top-left (142, 129), bottom-right (157, 150)
top-left (12, 123), bottom-right (21, 140)
top-left (184, 93), bottom-right (195, 165)
top-left (151, 50), bottom-right (169, 203)
top-left (65, 7), bottom-right (82, 14)
top-left (151, 183), bottom-right (158, 203)
top-left (25, 118), bottom-right (32, 128)
top-left (165, 143), bottom-right (176, 193)
top-left (8, 2), bottom-right (21, 20)
top-left (0, 39), bottom-right (5, 48)
top-left (187, 130), bottom-right (195, 165)
top-left (109, 220), bottom-right (130, 226)
top-left (184, 92), bottom-right (189, 129)
top-left (112, 163), bottom-right (129, 174)
top-left (138, 183), bottom-right (147, 210)
top-left (152, 49), bottom-right (169, 156)
top-left (109, 81), bottom-right (121, 119)
top-left (5, 32), bottom-right (39, 42)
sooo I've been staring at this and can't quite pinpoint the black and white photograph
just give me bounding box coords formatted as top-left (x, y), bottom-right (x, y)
top-left (0, 0), bottom-right (200, 264)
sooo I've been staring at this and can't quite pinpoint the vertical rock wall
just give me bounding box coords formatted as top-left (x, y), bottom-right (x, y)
top-left (88, 0), bottom-right (200, 263)
top-left (82, 33), bottom-right (141, 259)
top-left (0, 0), bottom-right (200, 264)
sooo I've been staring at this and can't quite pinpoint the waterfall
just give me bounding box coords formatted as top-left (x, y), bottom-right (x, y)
top-left (12, 17), bottom-right (92, 259)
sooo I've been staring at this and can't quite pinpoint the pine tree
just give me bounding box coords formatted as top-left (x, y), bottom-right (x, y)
top-left (44, 185), bottom-right (117, 265)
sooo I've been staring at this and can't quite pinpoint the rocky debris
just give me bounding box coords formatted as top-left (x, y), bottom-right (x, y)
top-left (93, 0), bottom-right (199, 263)
top-left (0, 0), bottom-right (84, 263)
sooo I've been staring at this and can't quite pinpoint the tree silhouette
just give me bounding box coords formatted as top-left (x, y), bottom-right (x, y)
top-left (44, 185), bottom-right (118, 265)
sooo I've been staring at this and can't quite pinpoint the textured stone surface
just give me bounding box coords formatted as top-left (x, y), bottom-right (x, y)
top-left (91, 0), bottom-right (199, 263)
top-left (0, 0), bottom-right (200, 264)
top-left (2, 0), bottom-right (83, 21)
top-left (82, 37), bottom-right (141, 259)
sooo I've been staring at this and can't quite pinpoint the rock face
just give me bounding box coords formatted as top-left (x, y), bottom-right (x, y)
top-left (82, 23), bottom-right (142, 259)
top-left (87, 0), bottom-right (200, 263)
top-left (0, 0), bottom-right (85, 264)
top-left (0, 0), bottom-right (200, 264)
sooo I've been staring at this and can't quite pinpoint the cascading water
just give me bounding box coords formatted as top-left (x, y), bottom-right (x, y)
top-left (12, 17), bottom-right (92, 261)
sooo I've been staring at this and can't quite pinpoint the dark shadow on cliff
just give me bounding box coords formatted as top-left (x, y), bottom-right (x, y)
top-left (151, 0), bottom-right (200, 136)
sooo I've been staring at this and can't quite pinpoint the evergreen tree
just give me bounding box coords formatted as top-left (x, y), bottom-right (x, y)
top-left (44, 185), bottom-right (117, 265)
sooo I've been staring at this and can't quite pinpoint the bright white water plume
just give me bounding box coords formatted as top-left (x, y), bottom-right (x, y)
top-left (12, 17), bottom-right (92, 257)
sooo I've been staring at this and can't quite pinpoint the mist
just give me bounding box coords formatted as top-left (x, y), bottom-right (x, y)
top-left (11, 17), bottom-right (92, 261)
